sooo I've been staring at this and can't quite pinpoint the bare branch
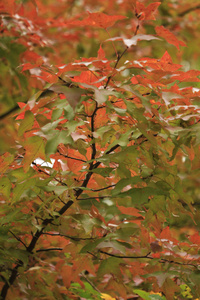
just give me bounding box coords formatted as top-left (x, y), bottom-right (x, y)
top-left (57, 149), bottom-right (87, 163)
top-left (100, 250), bottom-right (199, 269)
top-left (9, 230), bottom-right (27, 249)
top-left (36, 247), bottom-right (63, 252)
top-left (91, 184), bottom-right (115, 192)
top-left (43, 232), bottom-right (95, 241)
top-left (81, 272), bottom-right (102, 293)
top-left (104, 46), bottom-right (128, 89)
top-left (99, 250), bottom-right (152, 259)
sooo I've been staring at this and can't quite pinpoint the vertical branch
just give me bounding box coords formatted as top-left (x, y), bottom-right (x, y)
top-left (90, 101), bottom-right (98, 161)
top-left (104, 46), bottom-right (128, 89)
top-left (104, 21), bottom-right (140, 89)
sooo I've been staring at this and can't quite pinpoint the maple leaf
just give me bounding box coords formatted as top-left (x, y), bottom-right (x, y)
top-left (23, 136), bottom-right (46, 172)
top-left (117, 204), bottom-right (143, 217)
top-left (155, 26), bottom-right (186, 50)
top-left (135, 1), bottom-right (161, 21)
top-left (70, 12), bottom-right (126, 29)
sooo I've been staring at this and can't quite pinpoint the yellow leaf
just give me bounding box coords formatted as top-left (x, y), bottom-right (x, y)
top-left (101, 293), bottom-right (116, 300)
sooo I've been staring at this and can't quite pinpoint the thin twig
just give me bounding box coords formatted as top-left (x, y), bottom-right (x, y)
top-left (91, 184), bottom-right (116, 192)
top-left (77, 196), bottom-right (111, 200)
top-left (100, 250), bottom-right (199, 269)
top-left (57, 149), bottom-right (87, 163)
top-left (178, 5), bottom-right (200, 17)
top-left (104, 46), bottom-right (128, 89)
top-left (159, 258), bottom-right (199, 269)
top-left (81, 272), bottom-right (102, 293)
top-left (9, 230), bottom-right (27, 249)
top-left (99, 250), bottom-right (151, 259)
top-left (43, 232), bottom-right (95, 241)
top-left (36, 247), bottom-right (63, 252)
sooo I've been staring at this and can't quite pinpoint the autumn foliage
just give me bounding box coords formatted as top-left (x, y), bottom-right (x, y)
top-left (1, 0), bottom-right (200, 299)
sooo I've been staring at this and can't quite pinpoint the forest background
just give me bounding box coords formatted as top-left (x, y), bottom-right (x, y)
top-left (1, 0), bottom-right (200, 299)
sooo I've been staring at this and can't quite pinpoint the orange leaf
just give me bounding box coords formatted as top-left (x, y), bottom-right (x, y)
top-left (117, 204), bottom-right (142, 217)
top-left (136, 2), bottom-right (161, 21)
top-left (71, 70), bottom-right (101, 87)
top-left (71, 12), bottom-right (126, 29)
top-left (33, 70), bottom-right (58, 84)
top-left (0, 152), bottom-right (14, 174)
top-left (145, 2), bottom-right (161, 20)
top-left (190, 232), bottom-right (200, 244)
top-left (98, 45), bottom-right (106, 60)
top-left (155, 26), bottom-right (186, 50)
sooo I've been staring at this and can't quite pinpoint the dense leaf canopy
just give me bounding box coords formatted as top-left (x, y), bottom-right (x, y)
top-left (1, 0), bottom-right (200, 299)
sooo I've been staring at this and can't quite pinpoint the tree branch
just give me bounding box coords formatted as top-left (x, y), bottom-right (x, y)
top-left (104, 46), bottom-right (128, 89)
top-left (43, 232), bottom-right (95, 241)
top-left (57, 149), bottom-right (87, 162)
top-left (99, 250), bottom-right (151, 259)
top-left (9, 230), bottom-right (27, 249)
top-left (178, 5), bottom-right (200, 17)
top-left (36, 247), bottom-right (63, 252)
top-left (100, 250), bottom-right (199, 269)
top-left (91, 184), bottom-right (115, 192)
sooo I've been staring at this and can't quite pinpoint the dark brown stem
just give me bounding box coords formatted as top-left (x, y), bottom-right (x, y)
top-left (104, 46), bottom-right (128, 89)
top-left (43, 232), bottom-right (95, 241)
top-left (57, 149), bottom-right (87, 162)
top-left (9, 230), bottom-right (27, 249)
top-left (36, 247), bottom-right (63, 252)
top-left (91, 184), bottom-right (115, 192)
top-left (178, 5), bottom-right (200, 17)
top-left (99, 250), bottom-right (151, 259)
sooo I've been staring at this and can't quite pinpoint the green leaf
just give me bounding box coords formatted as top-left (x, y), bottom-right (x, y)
top-left (119, 187), bottom-right (163, 205)
top-left (133, 290), bottom-right (151, 300)
top-left (0, 177), bottom-right (11, 198)
top-left (45, 131), bottom-right (73, 155)
top-left (23, 136), bottom-right (46, 172)
top-left (64, 105), bottom-right (75, 120)
top-left (51, 108), bottom-right (63, 121)
top-left (18, 111), bottom-right (34, 136)
top-left (94, 89), bottom-right (119, 105)
top-left (42, 185), bottom-right (69, 196)
top-left (12, 178), bottom-right (36, 203)
top-left (97, 257), bottom-right (121, 277)
top-left (80, 238), bottom-right (105, 253)
top-left (112, 177), bottom-right (141, 196)
top-left (90, 167), bottom-right (113, 177)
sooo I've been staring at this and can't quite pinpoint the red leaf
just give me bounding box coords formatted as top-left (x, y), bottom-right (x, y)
top-left (145, 2), bottom-right (161, 20)
top-left (70, 12), bottom-right (126, 29)
top-left (90, 205), bottom-right (106, 224)
top-left (190, 232), bottom-right (200, 245)
top-left (21, 63), bottom-right (38, 72)
top-left (135, 2), bottom-right (161, 21)
top-left (155, 26), bottom-right (186, 50)
top-left (71, 71), bottom-right (101, 87)
top-left (160, 226), bottom-right (177, 244)
top-left (117, 204), bottom-right (142, 217)
top-left (98, 45), bottom-right (106, 60)
top-left (17, 102), bottom-right (27, 109)
top-left (22, 50), bottom-right (43, 64)
top-left (33, 71), bottom-right (58, 84)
